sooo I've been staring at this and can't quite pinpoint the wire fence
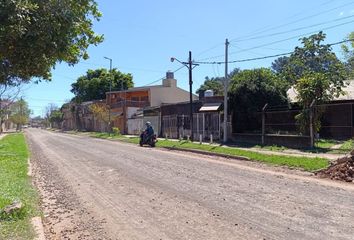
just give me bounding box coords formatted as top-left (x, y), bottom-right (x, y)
top-left (233, 101), bottom-right (354, 141)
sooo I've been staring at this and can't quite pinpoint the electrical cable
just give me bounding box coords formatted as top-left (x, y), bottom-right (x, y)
top-left (230, 0), bottom-right (354, 42)
top-left (232, 14), bottom-right (354, 43)
top-left (194, 38), bottom-right (354, 65)
top-left (197, 19), bottom-right (354, 62)
top-left (142, 65), bottom-right (185, 86)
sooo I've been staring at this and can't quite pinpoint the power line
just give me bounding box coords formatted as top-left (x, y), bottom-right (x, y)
top-left (232, 14), bottom-right (354, 43)
top-left (194, 39), bottom-right (354, 65)
top-left (198, 19), bottom-right (354, 62)
top-left (142, 66), bottom-right (185, 86)
top-left (230, 0), bottom-right (354, 42)
top-left (193, 0), bottom-right (340, 61)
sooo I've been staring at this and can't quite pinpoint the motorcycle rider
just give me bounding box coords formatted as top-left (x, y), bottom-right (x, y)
top-left (142, 121), bottom-right (154, 142)
top-left (145, 121), bottom-right (154, 137)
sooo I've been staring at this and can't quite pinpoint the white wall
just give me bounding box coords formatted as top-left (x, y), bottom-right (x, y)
top-left (150, 86), bottom-right (198, 107)
top-left (127, 118), bottom-right (144, 135)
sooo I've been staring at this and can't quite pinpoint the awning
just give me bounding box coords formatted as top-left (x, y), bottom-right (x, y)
top-left (199, 102), bottom-right (222, 112)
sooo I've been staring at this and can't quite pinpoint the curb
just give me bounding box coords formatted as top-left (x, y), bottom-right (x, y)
top-left (31, 217), bottom-right (46, 240)
top-left (162, 147), bottom-right (251, 161)
top-left (27, 158), bottom-right (46, 240)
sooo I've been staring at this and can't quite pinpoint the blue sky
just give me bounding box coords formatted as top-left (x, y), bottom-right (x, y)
top-left (22, 0), bottom-right (354, 116)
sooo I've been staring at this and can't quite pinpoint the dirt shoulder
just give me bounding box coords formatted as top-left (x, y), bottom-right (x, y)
top-left (26, 129), bottom-right (354, 239)
top-left (27, 132), bottom-right (111, 240)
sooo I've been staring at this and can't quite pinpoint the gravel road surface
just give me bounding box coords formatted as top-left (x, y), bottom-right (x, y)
top-left (26, 129), bottom-right (354, 240)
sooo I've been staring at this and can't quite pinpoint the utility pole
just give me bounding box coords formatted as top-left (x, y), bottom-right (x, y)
top-left (223, 39), bottom-right (229, 143)
top-left (104, 57), bottom-right (112, 134)
top-left (188, 51), bottom-right (194, 141)
top-left (19, 97), bottom-right (23, 131)
top-left (170, 52), bottom-right (198, 142)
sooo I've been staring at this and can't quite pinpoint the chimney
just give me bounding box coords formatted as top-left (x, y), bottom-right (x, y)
top-left (162, 71), bottom-right (177, 88)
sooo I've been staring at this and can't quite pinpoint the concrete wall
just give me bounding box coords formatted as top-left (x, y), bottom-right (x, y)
top-left (231, 133), bottom-right (311, 148)
top-left (150, 86), bottom-right (198, 107)
top-left (127, 118), bottom-right (144, 135)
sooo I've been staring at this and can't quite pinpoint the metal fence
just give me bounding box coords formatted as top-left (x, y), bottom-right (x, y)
top-left (193, 113), bottom-right (221, 141)
top-left (162, 113), bottom-right (221, 141)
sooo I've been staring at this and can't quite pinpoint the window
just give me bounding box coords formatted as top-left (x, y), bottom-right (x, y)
top-left (140, 96), bottom-right (148, 102)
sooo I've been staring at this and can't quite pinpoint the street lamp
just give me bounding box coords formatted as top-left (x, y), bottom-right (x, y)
top-left (104, 56), bottom-right (112, 134)
top-left (171, 51), bottom-right (199, 141)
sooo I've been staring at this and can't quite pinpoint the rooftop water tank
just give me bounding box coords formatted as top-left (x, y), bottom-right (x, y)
top-left (204, 90), bottom-right (214, 97)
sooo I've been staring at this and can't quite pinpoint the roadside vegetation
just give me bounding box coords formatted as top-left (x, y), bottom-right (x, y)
top-left (89, 132), bottom-right (329, 172)
top-left (248, 138), bottom-right (354, 154)
top-left (0, 134), bottom-right (39, 239)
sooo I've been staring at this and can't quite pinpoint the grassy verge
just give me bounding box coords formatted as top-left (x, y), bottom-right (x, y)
top-left (0, 134), bottom-right (39, 240)
top-left (90, 132), bottom-right (329, 172)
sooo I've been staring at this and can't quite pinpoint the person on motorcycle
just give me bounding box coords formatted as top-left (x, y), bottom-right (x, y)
top-left (144, 121), bottom-right (154, 140)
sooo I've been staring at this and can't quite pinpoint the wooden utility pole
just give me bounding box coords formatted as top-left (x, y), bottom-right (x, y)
top-left (223, 39), bottom-right (229, 143)
top-left (188, 51), bottom-right (194, 141)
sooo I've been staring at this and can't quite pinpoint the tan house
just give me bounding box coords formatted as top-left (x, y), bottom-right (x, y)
top-left (106, 72), bottom-right (198, 134)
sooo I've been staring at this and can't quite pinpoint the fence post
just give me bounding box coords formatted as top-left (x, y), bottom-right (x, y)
top-left (219, 113), bottom-right (222, 140)
top-left (210, 134), bottom-right (213, 144)
top-left (199, 134), bottom-right (202, 144)
top-left (182, 114), bottom-right (185, 138)
top-left (196, 113), bottom-right (199, 140)
top-left (202, 113), bottom-right (205, 140)
top-left (262, 103), bottom-right (268, 146)
top-left (309, 100), bottom-right (316, 148)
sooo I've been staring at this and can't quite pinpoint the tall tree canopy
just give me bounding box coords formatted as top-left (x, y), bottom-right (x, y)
top-left (196, 77), bottom-right (223, 96)
top-left (271, 56), bottom-right (290, 75)
top-left (283, 32), bottom-right (347, 133)
top-left (71, 68), bottom-right (134, 103)
top-left (9, 98), bottom-right (31, 130)
top-left (228, 68), bottom-right (288, 132)
top-left (196, 68), bottom-right (240, 96)
top-left (0, 0), bottom-right (103, 84)
top-left (282, 32), bottom-right (346, 85)
top-left (342, 32), bottom-right (354, 79)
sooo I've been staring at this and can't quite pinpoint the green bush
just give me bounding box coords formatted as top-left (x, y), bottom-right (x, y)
top-left (112, 127), bottom-right (121, 136)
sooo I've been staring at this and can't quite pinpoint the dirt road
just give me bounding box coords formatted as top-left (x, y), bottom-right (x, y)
top-left (26, 129), bottom-right (354, 240)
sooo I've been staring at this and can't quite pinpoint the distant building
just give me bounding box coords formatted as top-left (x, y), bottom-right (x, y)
top-left (106, 72), bottom-right (198, 134)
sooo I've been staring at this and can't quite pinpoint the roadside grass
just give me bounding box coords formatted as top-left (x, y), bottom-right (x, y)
top-left (315, 139), bottom-right (340, 149)
top-left (90, 131), bottom-right (125, 140)
top-left (76, 131), bottom-right (330, 171)
top-left (0, 134), bottom-right (39, 240)
top-left (251, 138), bottom-right (354, 155)
top-left (96, 135), bottom-right (328, 172)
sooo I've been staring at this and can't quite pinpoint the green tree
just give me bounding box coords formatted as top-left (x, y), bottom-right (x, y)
top-left (196, 77), bottom-right (223, 95)
top-left (71, 68), bottom-right (134, 103)
top-left (0, 0), bottom-right (103, 84)
top-left (294, 72), bottom-right (332, 134)
top-left (229, 68), bottom-right (288, 132)
top-left (283, 32), bottom-right (347, 134)
top-left (49, 110), bottom-right (63, 127)
top-left (197, 68), bottom-right (240, 95)
top-left (271, 56), bottom-right (290, 75)
top-left (342, 32), bottom-right (354, 78)
top-left (9, 99), bottom-right (31, 130)
top-left (282, 32), bottom-right (346, 85)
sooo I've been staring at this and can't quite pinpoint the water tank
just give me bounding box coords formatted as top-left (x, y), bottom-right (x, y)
top-left (204, 90), bottom-right (214, 97)
top-left (166, 71), bottom-right (174, 79)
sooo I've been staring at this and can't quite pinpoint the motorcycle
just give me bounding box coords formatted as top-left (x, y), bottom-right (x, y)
top-left (139, 131), bottom-right (157, 147)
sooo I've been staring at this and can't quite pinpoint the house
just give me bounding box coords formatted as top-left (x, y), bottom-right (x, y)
top-left (286, 80), bottom-right (354, 139)
top-left (61, 100), bottom-right (108, 132)
top-left (143, 91), bottom-right (225, 140)
top-left (0, 100), bottom-right (15, 132)
top-left (106, 71), bottom-right (198, 134)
